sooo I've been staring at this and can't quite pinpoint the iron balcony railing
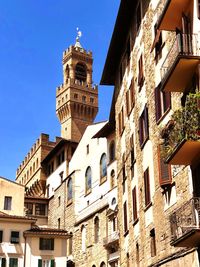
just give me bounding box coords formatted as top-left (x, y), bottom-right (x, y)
top-left (161, 33), bottom-right (200, 79)
top-left (103, 231), bottom-right (119, 246)
top-left (170, 197), bottom-right (200, 242)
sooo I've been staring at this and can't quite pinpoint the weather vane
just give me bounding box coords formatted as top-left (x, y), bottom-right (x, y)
top-left (76, 27), bottom-right (82, 41)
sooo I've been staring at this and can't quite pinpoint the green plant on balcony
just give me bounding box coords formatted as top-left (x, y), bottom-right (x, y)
top-left (161, 93), bottom-right (200, 160)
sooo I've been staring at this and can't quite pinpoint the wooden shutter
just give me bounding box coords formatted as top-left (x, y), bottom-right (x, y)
top-left (38, 259), bottom-right (42, 267)
top-left (158, 146), bottom-right (172, 186)
top-left (132, 187), bottom-right (138, 222)
top-left (126, 90), bottom-right (130, 115)
top-left (144, 168), bottom-right (151, 206)
top-left (121, 107), bottom-right (124, 129)
top-left (123, 201), bottom-right (128, 233)
top-left (144, 106), bottom-right (149, 140)
top-left (139, 115), bottom-right (143, 146)
top-left (155, 86), bottom-right (161, 122)
top-left (130, 80), bottom-right (135, 109)
top-left (51, 260), bottom-right (55, 267)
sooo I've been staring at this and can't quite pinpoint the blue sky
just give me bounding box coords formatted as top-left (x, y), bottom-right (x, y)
top-left (0, 1), bottom-right (120, 180)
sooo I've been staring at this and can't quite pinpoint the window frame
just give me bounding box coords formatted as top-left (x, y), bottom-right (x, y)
top-left (144, 168), bottom-right (151, 208)
top-left (39, 238), bottom-right (54, 251)
top-left (10, 231), bottom-right (20, 244)
top-left (132, 187), bottom-right (138, 223)
top-left (9, 258), bottom-right (18, 267)
top-left (123, 201), bottom-right (128, 235)
top-left (100, 153), bottom-right (107, 183)
top-left (85, 166), bottom-right (92, 195)
top-left (139, 105), bottom-right (149, 148)
top-left (158, 146), bottom-right (172, 187)
top-left (138, 54), bottom-right (145, 90)
top-left (155, 86), bottom-right (171, 124)
top-left (4, 196), bottom-right (12, 210)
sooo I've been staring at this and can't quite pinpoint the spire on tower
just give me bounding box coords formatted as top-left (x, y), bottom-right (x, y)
top-left (75, 27), bottom-right (83, 48)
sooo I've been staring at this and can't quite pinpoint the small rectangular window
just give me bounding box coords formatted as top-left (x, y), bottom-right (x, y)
top-left (10, 231), bottom-right (19, 244)
top-left (25, 203), bottom-right (33, 215)
top-left (0, 231), bottom-right (3, 243)
top-left (74, 93), bottom-right (78, 99)
top-left (138, 54), bottom-right (145, 90)
top-left (4, 196), bottom-right (12, 210)
top-left (35, 203), bottom-right (46, 216)
top-left (58, 218), bottom-right (60, 229)
top-left (139, 105), bottom-right (149, 148)
top-left (39, 238), bottom-right (54, 250)
top-left (132, 187), bottom-right (138, 222)
top-left (82, 96), bottom-right (86, 102)
top-left (0, 258), bottom-right (6, 267)
top-left (150, 229), bottom-right (156, 257)
top-left (86, 144), bottom-right (89, 154)
top-left (155, 86), bottom-right (171, 123)
top-left (123, 201), bottom-right (128, 233)
top-left (144, 168), bottom-right (151, 207)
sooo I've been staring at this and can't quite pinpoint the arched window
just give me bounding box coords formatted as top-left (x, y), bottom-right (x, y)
top-left (100, 153), bottom-right (107, 181)
top-left (110, 169), bottom-right (115, 189)
top-left (67, 177), bottom-right (72, 202)
top-left (33, 162), bottom-right (35, 173)
top-left (109, 141), bottom-right (115, 162)
top-left (85, 167), bottom-right (92, 194)
top-left (65, 64), bottom-right (69, 80)
top-left (75, 63), bottom-right (87, 83)
top-left (81, 225), bottom-right (86, 252)
top-left (94, 217), bottom-right (99, 243)
top-left (100, 262), bottom-right (106, 267)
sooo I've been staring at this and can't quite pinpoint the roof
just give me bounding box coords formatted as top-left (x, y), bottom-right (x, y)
top-left (24, 226), bottom-right (70, 237)
top-left (0, 176), bottom-right (24, 188)
top-left (101, 0), bottom-right (135, 85)
top-left (0, 212), bottom-right (36, 223)
top-left (41, 138), bottom-right (78, 165)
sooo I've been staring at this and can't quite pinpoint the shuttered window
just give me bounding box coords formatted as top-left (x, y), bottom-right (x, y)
top-left (139, 105), bottom-right (149, 148)
top-left (158, 146), bottom-right (172, 186)
top-left (155, 86), bottom-right (171, 123)
top-left (198, 0), bottom-right (200, 19)
top-left (118, 107), bottom-right (125, 135)
top-left (144, 168), bottom-right (151, 207)
top-left (126, 80), bottom-right (135, 116)
top-left (130, 134), bottom-right (135, 177)
top-left (123, 201), bottom-right (128, 233)
top-left (132, 187), bottom-right (138, 222)
top-left (138, 54), bottom-right (145, 90)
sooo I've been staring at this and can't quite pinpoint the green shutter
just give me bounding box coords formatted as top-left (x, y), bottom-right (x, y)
top-left (38, 259), bottom-right (42, 267)
top-left (51, 259), bottom-right (55, 267)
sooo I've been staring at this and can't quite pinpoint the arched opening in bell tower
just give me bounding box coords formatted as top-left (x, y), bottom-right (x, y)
top-left (75, 63), bottom-right (87, 83)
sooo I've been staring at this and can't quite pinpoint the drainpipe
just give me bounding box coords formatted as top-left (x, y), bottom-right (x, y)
top-left (23, 236), bottom-right (27, 267)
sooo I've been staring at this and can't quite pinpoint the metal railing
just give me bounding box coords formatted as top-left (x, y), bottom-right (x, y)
top-left (103, 231), bottom-right (119, 246)
top-left (170, 197), bottom-right (200, 242)
top-left (161, 33), bottom-right (200, 79)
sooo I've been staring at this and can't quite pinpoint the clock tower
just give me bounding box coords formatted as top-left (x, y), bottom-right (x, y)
top-left (56, 33), bottom-right (98, 142)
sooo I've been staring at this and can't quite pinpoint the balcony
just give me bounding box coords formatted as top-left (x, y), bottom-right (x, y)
top-left (103, 231), bottom-right (119, 248)
top-left (160, 33), bottom-right (200, 93)
top-left (157, 0), bottom-right (192, 31)
top-left (162, 93), bottom-right (200, 165)
top-left (170, 197), bottom-right (200, 247)
top-left (108, 251), bottom-right (119, 263)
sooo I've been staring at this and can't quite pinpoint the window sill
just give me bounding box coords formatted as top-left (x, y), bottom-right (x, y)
top-left (144, 202), bottom-right (152, 212)
top-left (100, 176), bottom-right (107, 185)
top-left (132, 218), bottom-right (139, 226)
top-left (156, 107), bottom-right (171, 125)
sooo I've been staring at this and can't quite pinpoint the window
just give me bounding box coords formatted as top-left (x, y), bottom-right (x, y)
top-left (132, 187), bottom-right (138, 223)
top-left (25, 203), bottom-right (33, 215)
top-left (144, 168), bottom-right (151, 207)
top-left (35, 203), bottom-right (46, 216)
top-left (0, 258), bottom-right (6, 267)
top-left (67, 178), bottom-right (73, 202)
top-left (4, 196), bottom-right (12, 210)
top-left (109, 141), bottom-right (115, 162)
top-left (138, 54), bottom-right (145, 90)
top-left (112, 217), bottom-right (117, 232)
top-left (110, 170), bottom-right (115, 189)
top-left (58, 196), bottom-right (61, 206)
top-left (150, 229), bottom-right (156, 257)
top-left (75, 63), bottom-right (87, 82)
top-left (100, 153), bottom-right (107, 181)
top-left (100, 262), bottom-right (106, 267)
top-left (65, 64), bottom-right (69, 79)
top-left (126, 79), bottom-right (135, 115)
top-left (90, 97), bottom-right (94, 103)
top-left (197, 0), bottom-right (200, 19)
top-left (38, 259), bottom-right (55, 267)
top-left (48, 161), bottom-right (54, 175)
top-left (10, 231), bottom-right (19, 244)
top-left (94, 217), bottom-right (99, 243)
top-left (74, 93), bottom-right (78, 99)
top-left (58, 218), bottom-right (60, 229)
top-left (155, 85), bottom-right (171, 123)
top-left (85, 167), bottom-right (92, 194)
top-left (158, 146), bottom-right (172, 186)
top-left (9, 258), bottom-right (18, 267)
top-left (81, 226), bottom-right (86, 252)
top-left (59, 171), bottom-right (63, 183)
top-left (136, 243), bottom-right (140, 266)
top-left (123, 201), bottom-right (128, 234)
top-left (57, 150), bottom-right (65, 167)
top-left (0, 231), bottom-right (3, 243)
top-left (151, 24), bottom-right (163, 62)
top-left (86, 144), bottom-right (89, 154)
top-left (118, 107), bottom-right (125, 135)
top-left (130, 134), bottom-right (135, 177)
top-left (39, 238), bottom-right (54, 250)
top-left (82, 96), bottom-right (86, 102)
top-left (139, 105), bottom-right (149, 148)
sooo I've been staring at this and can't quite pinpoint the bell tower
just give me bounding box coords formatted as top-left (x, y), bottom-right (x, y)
top-left (56, 32), bottom-right (98, 142)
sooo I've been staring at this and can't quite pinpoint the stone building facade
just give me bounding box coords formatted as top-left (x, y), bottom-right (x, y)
top-left (101, 0), bottom-right (200, 266)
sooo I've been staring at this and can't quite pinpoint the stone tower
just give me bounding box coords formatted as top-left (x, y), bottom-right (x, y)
top-left (56, 34), bottom-right (98, 142)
